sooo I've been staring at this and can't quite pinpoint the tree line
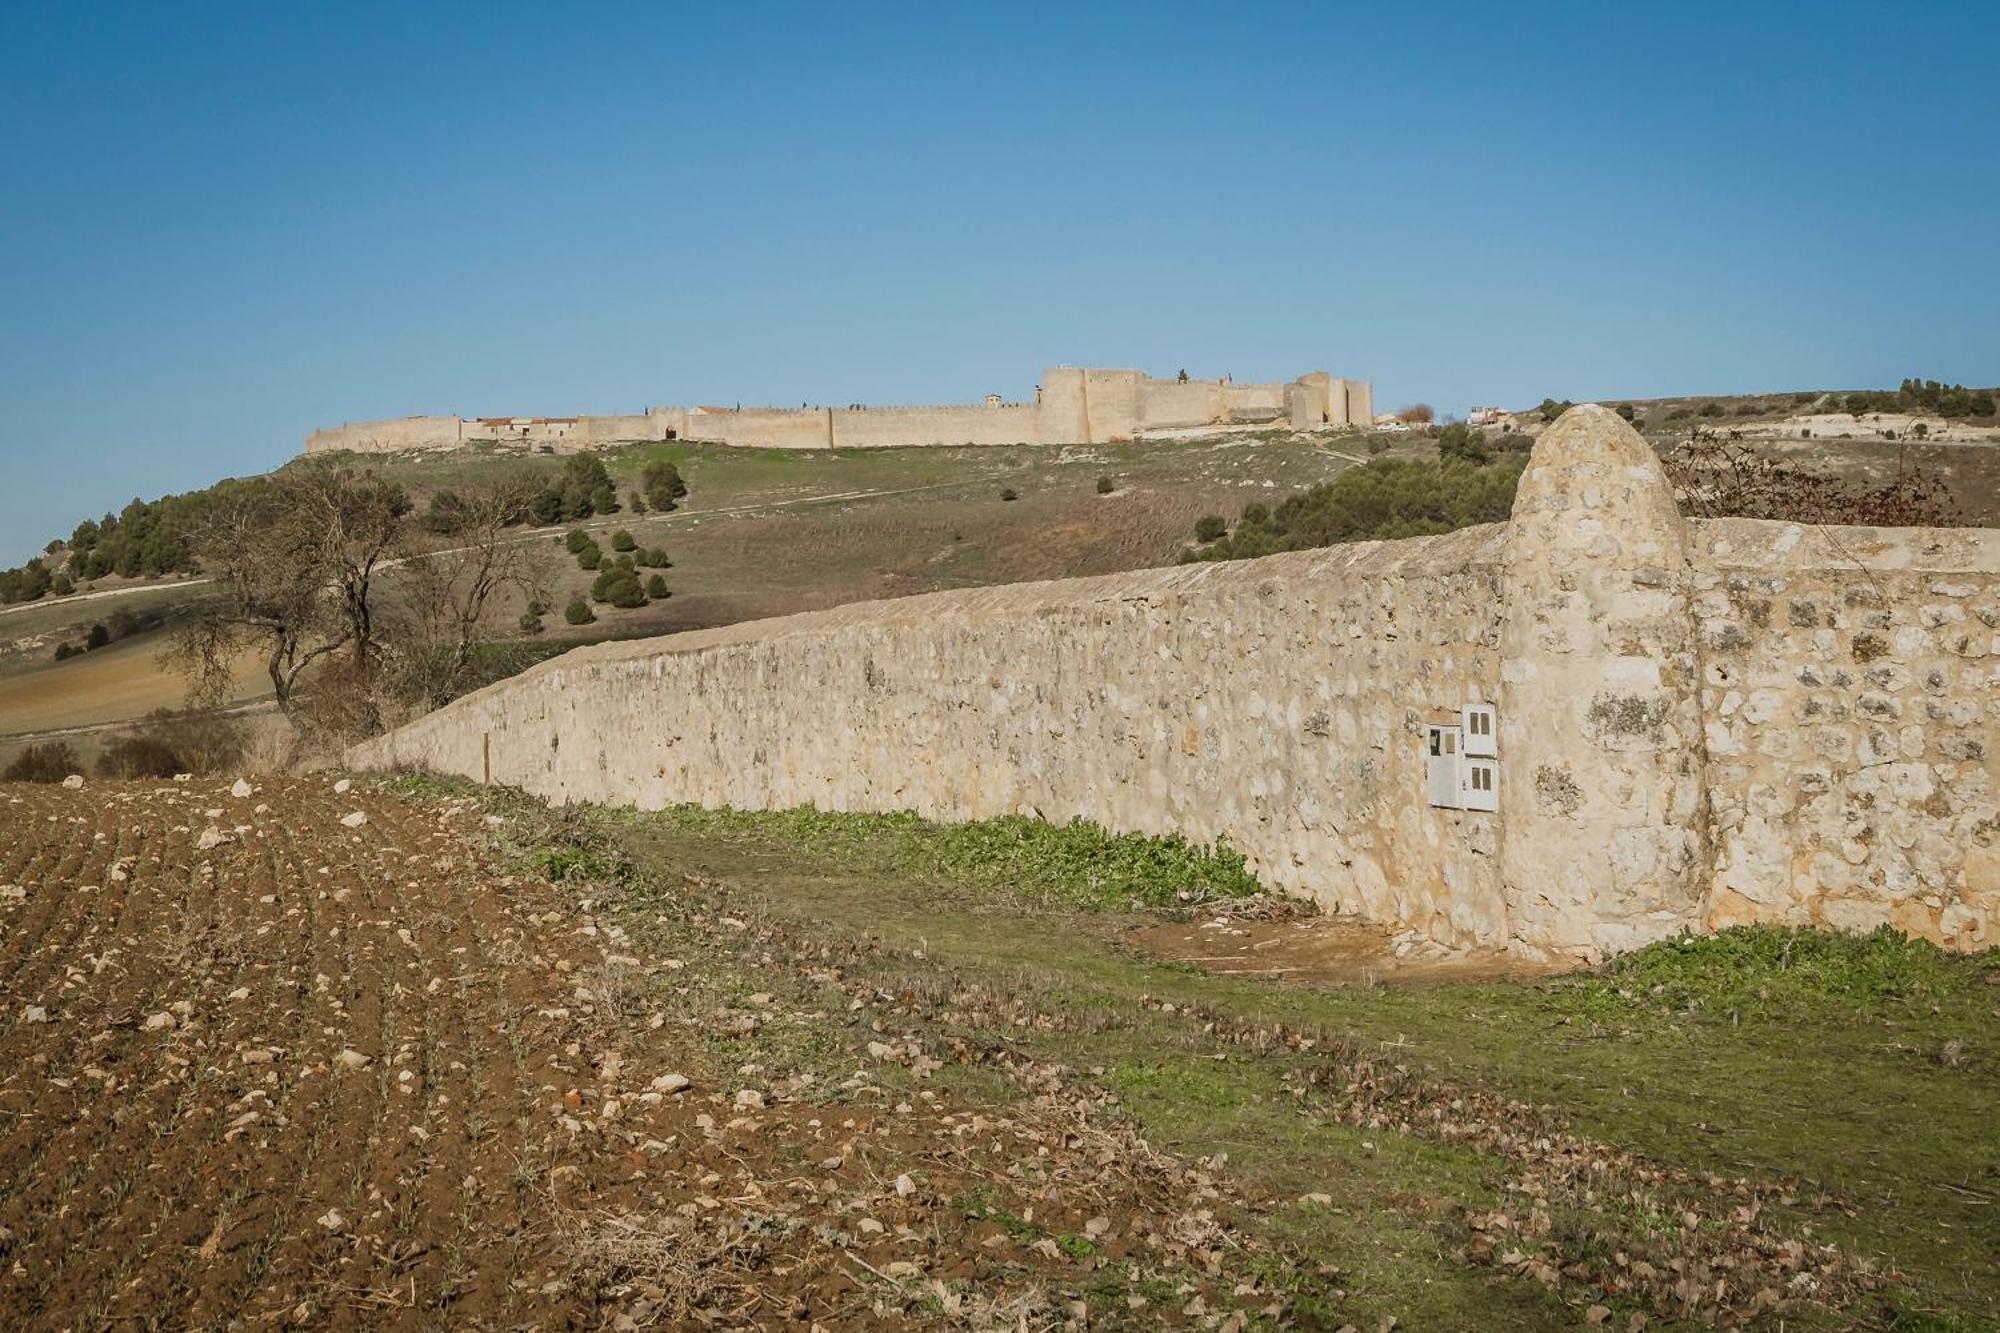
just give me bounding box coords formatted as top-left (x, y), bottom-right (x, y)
top-left (2, 452), bottom-right (688, 607)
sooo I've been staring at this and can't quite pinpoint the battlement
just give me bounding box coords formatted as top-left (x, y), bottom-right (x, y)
top-left (301, 366), bottom-right (1373, 455)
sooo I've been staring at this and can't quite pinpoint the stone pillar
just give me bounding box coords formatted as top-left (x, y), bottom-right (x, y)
top-left (1499, 404), bottom-right (1708, 958)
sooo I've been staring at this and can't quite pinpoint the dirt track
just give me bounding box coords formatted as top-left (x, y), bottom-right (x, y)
top-left (0, 779), bottom-right (1275, 1329)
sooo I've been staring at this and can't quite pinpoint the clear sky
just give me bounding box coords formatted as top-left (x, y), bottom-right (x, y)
top-left (3, 0), bottom-right (1996, 562)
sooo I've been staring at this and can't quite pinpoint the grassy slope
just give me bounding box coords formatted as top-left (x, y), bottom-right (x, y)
top-left (432, 785), bottom-right (1997, 1331)
top-left (0, 432), bottom-right (1378, 744)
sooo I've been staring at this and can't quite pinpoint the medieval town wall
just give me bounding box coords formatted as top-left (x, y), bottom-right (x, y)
top-left (348, 406), bottom-right (1997, 960)
top-left (306, 415), bottom-right (463, 454)
top-left (303, 367), bottom-right (1374, 454)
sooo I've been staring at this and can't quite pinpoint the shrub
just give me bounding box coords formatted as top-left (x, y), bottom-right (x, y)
top-left (3, 742), bottom-right (81, 782)
top-left (611, 529), bottom-right (636, 552)
top-left (1436, 422), bottom-right (1490, 465)
top-left (85, 622), bottom-right (110, 650)
top-left (577, 545), bottom-right (602, 570)
top-left (1698, 400), bottom-right (1724, 418)
top-left (1183, 456), bottom-right (1526, 564)
top-left (1096, 475), bottom-right (1115, 494)
top-left (641, 460), bottom-right (687, 512)
top-left (101, 708), bottom-right (244, 776)
top-left (528, 489), bottom-right (564, 525)
top-left (97, 734), bottom-right (184, 779)
top-left (423, 490), bottom-right (470, 535)
top-left (1537, 397), bottom-right (1574, 422)
top-left (1663, 435), bottom-right (1960, 526)
top-left (565, 528), bottom-right (591, 554)
top-left (637, 548), bottom-right (671, 568)
top-left (564, 596), bottom-right (595, 626)
top-left (519, 610), bottom-right (544, 634)
top-left (1395, 404), bottom-right (1435, 424)
top-left (629, 492), bottom-right (648, 514)
top-left (1615, 404), bottom-right (1637, 422)
top-left (53, 642), bottom-right (80, 662)
top-left (1241, 502), bottom-right (1269, 525)
top-left (1193, 514), bottom-right (1228, 543)
top-left (603, 573), bottom-right (647, 609)
top-left (645, 573), bottom-right (669, 598)
top-left (999, 487), bottom-right (1019, 502)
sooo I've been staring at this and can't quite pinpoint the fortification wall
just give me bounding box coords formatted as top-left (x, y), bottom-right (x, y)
top-left (829, 404), bottom-right (1039, 448)
top-left (682, 409), bottom-right (833, 450)
top-left (1136, 381), bottom-right (1222, 430)
top-left (349, 406), bottom-right (1997, 959)
top-left (306, 416), bottom-right (463, 454)
top-left (1689, 520), bottom-right (2000, 944)
top-left (304, 369), bottom-right (1374, 453)
top-left (1219, 382), bottom-right (1287, 421)
top-left (575, 413), bottom-right (674, 444)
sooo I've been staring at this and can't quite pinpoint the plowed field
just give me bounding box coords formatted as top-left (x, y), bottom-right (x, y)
top-left (0, 779), bottom-right (1275, 1329)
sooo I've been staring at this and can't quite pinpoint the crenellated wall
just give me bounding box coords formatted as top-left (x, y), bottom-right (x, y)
top-left (303, 367), bottom-right (1372, 454)
top-left (348, 406), bottom-right (1995, 958)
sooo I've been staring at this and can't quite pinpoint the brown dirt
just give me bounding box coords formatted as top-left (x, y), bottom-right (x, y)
top-left (0, 633), bottom-right (266, 739)
top-left (0, 779), bottom-right (1287, 1329)
top-left (1123, 914), bottom-right (1563, 988)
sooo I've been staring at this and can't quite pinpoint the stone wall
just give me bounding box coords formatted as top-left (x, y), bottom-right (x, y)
top-left (348, 406), bottom-right (1994, 956)
top-left (353, 526), bottom-right (1518, 949)
top-left (676, 404), bottom-right (1042, 450)
top-left (352, 404), bottom-right (1992, 956)
top-left (306, 415), bottom-right (463, 453)
top-left (301, 368), bottom-right (1376, 456)
top-left (1691, 519), bottom-right (1999, 945)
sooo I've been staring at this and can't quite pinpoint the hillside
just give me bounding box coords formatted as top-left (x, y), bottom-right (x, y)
top-left (6, 393), bottom-right (1997, 769)
top-left (0, 429), bottom-right (1389, 762)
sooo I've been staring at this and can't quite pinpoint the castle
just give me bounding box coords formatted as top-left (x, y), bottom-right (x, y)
top-left (302, 367), bottom-right (1375, 454)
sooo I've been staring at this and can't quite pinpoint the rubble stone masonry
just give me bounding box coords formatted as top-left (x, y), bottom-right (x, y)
top-left (349, 407), bottom-right (1997, 959)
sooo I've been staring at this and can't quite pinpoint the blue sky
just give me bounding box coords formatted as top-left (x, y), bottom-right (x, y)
top-left (2, 0), bottom-right (1996, 562)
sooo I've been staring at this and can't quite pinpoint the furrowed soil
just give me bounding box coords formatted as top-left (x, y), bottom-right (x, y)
top-left (3, 778), bottom-right (1992, 1331)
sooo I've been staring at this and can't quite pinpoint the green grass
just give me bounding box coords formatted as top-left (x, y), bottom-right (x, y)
top-left (385, 778), bottom-right (1997, 1330)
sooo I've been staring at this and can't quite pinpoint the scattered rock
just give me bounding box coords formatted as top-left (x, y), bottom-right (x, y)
top-left (230, 778), bottom-right (254, 799)
top-left (650, 1073), bottom-right (691, 1094)
top-left (734, 1089), bottom-right (764, 1110)
top-left (143, 1011), bottom-right (176, 1031)
top-left (196, 826), bottom-right (229, 851)
top-left (334, 1048), bottom-right (372, 1070)
top-left (22, 1006), bottom-right (49, 1024)
top-left (316, 1209), bottom-right (346, 1232)
top-left (332, 778), bottom-right (352, 794)
top-left (339, 812), bottom-right (367, 828)
top-left (60, 775), bottom-right (84, 790)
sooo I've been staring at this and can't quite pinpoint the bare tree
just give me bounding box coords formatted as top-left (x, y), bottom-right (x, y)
top-left (1662, 429), bottom-right (1962, 527)
top-left (169, 462), bottom-right (410, 726)
top-left (382, 474), bottom-right (547, 709)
